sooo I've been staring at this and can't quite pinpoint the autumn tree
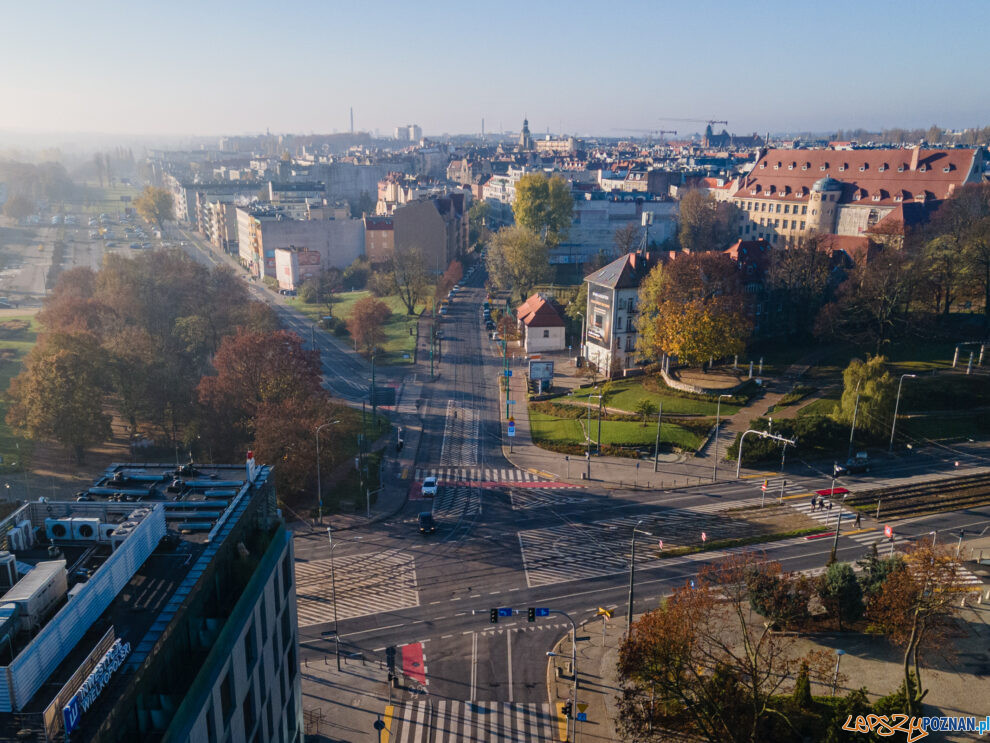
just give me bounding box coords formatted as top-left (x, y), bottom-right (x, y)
top-left (1, 194), bottom-right (34, 220)
top-left (618, 552), bottom-right (833, 743)
top-left (390, 248), bottom-right (429, 314)
top-left (134, 185), bottom-right (175, 234)
top-left (512, 172), bottom-right (573, 247)
top-left (468, 200), bottom-right (491, 246)
top-left (636, 252), bottom-right (750, 368)
top-left (197, 329), bottom-right (322, 457)
top-left (435, 260), bottom-right (463, 300)
top-left (346, 296), bottom-right (391, 356)
top-left (765, 236), bottom-right (833, 338)
top-left (485, 225), bottom-right (551, 299)
top-left (6, 334), bottom-right (112, 462)
top-left (866, 541), bottom-right (969, 714)
top-left (831, 355), bottom-right (895, 439)
top-left (677, 189), bottom-right (734, 252)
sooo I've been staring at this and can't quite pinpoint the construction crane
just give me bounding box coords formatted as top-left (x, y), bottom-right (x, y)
top-left (657, 117), bottom-right (728, 129)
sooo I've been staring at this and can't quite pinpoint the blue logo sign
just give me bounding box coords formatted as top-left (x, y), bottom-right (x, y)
top-left (577, 712), bottom-right (588, 722)
top-left (498, 607), bottom-right (513, 617)
top-left (504, 369), bottom-right (512, 377)
top-left (63, 638), bottom-right (131, 735)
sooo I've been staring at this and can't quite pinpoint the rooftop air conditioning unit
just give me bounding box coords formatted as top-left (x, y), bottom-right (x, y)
top-left (99, 524), bottom-right (117, 543)
top-left (45, 518), bottom-right (74, 541)
top-left (72, 518), bottom-right (100, 541)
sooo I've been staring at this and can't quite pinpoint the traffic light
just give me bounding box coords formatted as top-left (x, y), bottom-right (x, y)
top-left (527, 607), bottom-right (535, 622)
top-left (490, 608), bottom-right (498, 624)
top-left (385, 646), bottom-right (396, 671)
top-left (562, 702), bottom-right (573, 718)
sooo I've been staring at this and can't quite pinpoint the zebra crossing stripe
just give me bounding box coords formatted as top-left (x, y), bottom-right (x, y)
top-left (386, 701), bottom-right (553, 741)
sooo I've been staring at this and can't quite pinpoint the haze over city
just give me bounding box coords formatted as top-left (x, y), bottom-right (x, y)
top-left (1, 0), bottom-right (989, 140)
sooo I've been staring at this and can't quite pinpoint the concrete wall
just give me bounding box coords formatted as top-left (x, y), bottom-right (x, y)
top-left (524, 325), bottom-right (566, 353)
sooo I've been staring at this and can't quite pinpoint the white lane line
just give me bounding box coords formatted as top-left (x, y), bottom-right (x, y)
top-left (470, 631), bottom-right (478, 702)
top-left (507, 628), bottom-right (514, 703)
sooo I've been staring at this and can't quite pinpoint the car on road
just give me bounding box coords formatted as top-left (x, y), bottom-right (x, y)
top-left (485, 320), bottom-right (496, 331)
top-left (278, 289), bottom-right (297, 296)
top-left (419, 512), bottom-right (436, 535)
top-left (834, 453), bottom-right (871, 476)
top-left (129, 243), bottom-right (141, 249)
top-left (438, 306), bottom-right (448, 316)
top-left (421, 477), bottom-right (438, 496)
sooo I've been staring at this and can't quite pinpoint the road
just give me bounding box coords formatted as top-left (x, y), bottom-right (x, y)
top-left (173, 230), bottom-right (990, 740)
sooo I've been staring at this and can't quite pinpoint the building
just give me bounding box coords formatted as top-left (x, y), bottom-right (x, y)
top-left (561, 193), bottom-right (677, 265)
top-left (583, 251), bottom-right (662, 373)
top-left (0, 459), bottom-right (302, 743)
top-left (535, 137), bottom-right (579, 157)
top-left (275, 246), bottom-right (323, 290)
top-left (392, 195), bottom-right (468, 271)
top-left (364, 215), bottom-right (394, 264)
top-left (236, 206), bottom-right (365, 278)
top-left (518, 119), bottom-right (533, 151)
top-left (394, 124), bottom-right (422, 142)
top-left (202, 200), bottom-right (241, 255)
top-left (516, 293), bottom-right (567, 353)
top-left (731, 147), bottom-right (984, 246)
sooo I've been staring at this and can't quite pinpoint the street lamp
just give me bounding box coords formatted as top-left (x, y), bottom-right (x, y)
top-left (929, 530), bottom-right (937, 547)
top-left (627, 520), bottom-right (653, 638)
top-left (327, 527), bottom-right (341, 671)
top-left (831, 649), bottom-right (845, 696)
top-left (829, 491), bottom-right (849, 564)
top-left (315, 420), bottom-right (341, 524)
top-left (889, 374), bottom-right (917, 452)
top-left (712, 394), bottom-right (731, 483)
top-left (546, 612), bottom-right (578, 743)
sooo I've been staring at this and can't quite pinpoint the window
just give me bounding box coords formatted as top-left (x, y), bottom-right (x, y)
top-left (542, 329), bottom-right (549, 338)
top-left (773, 219), bottom-right (779, 227)
top-left (616, 317), bottom-right (623, 330)
top-left (220, 671), bottom-right (235, 726)
top-left (800, 221), bottom-right (806, 230)
top-left (206, 701), bottom-right (217, 743)
top-left (784, 205), bottom-right (790, 214)
top-left (759, 218), bottom-right (765, 226)
top-left (259, 591), bottom-right (268, 641)
top-left (812, 209), bottom-right (817, 216)
top-left (775, 204), bottom-right (781, 213)
top-left (243, 682), bottom-right (257, 739)
top-left (802, 206), bottom-right (807, 215)
top-left (244, 622), bottom-right (258, 670)
top-left (281, 553), bottom-right (291, 600)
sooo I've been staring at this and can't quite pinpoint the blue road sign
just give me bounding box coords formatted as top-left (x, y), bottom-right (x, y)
top-left (498, 607), bottom-right (513, 617)
top-left (577, 713), bottom-right (588, 722)
top-left (535, 608), bottom-right (550, 617)
top-left (504, 369), bottom-right (512, 377)
top-left (508, 423), bottom-right (516, 437)
top-left (507, 400), bottom-right (516, 405)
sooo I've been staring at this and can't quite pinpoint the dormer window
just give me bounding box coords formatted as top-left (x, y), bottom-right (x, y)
top-left (820, 165), bottom-right (827, 171)
top-left (838, 165), bottom-right (845, 172)
top-left (918, 164), bottom-right (927, 172)
top-left (859, 164), bottom-right (867, 171)
top-left (854, 192), bottom-right (861, 201)
top-left (872, 194), bottom-right (881, 201)
top-left (894, 195), bottom-right (903, 202)
top-left (897, 165), bottom-right (904, 172)
top-left (773, 163), bottom-right (779, 170)
top-left (878, 164), bottom-right (886, 172)
top-left (943, 166), bottom-right (951, 172)
top-left (760, 162), bottom-right (766, 169)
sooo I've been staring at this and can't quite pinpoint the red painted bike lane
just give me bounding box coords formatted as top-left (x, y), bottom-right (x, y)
top-left (401, 642), bottom-right (427, 686)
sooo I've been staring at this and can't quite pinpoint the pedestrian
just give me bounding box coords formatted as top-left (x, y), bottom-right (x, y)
top-left (854, 512), bottom-right (861, 528)
top-left (827, 500), bottom-right (833, 513)
top-left (810, 497), bottom-right (817, 512)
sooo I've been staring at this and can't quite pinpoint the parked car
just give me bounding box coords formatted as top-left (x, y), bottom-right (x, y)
top-left (421, 477), bottom-right (438, 496)
top-left (278, 289), bottom-right (297, 296)
top-left (419, 512), bottom-right (437, 535)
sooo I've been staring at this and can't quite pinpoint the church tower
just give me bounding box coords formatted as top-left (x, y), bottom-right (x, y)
top-left (518, 118), bottom-right (533, 151)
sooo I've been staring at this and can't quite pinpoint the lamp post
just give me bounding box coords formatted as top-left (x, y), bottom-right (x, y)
top-left (627, 520), bottom-right (653, 638)
top-left (327, 527), bottom-right (341, 671)
top-left (831, 649), bottom-right (845, 696)
top-left (847, 380), bottom-right (861, 461)
top-left (546, 609), bottom-right (578, 743)
top-left (315, 420), bottom-right (341, 524)
top-left (712, 394), bottom-right (731, 482)
top-left (828, 490), bottom-right (849, 564)
top-left (889, 374), bottom-right (917, 452)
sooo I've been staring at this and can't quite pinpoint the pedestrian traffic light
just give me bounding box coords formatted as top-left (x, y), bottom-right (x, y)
top-left (562, 702), bottom-right (573, 718)
top-left (385, 646), bottom-right (396, 671)
top-left (527, 607), bottom-right (535, 622)
top-left (490, 608), bottom-right (498, 624)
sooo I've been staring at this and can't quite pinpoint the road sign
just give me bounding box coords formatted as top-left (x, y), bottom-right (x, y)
top-left (701, 531), bottom-right (707, 542)
top-left (761, 480), bottom-right (768, 492)
top-left (497, 607), bottom-right (513, 617)
top-left (535, 607), bottom-right (550, 617)
top-left (507, 400), bottom-right (516, 405)
top-left (596, 607), bottom-right (612, 619)
top-left (508, 422), bottom-right (516, 437)
top-left (577, 712), bottom-right (588, 722)
top-left (374, 720), bottom-right (385, 731)
top-left (884, 524), bottom-right (893, 539)
top-left (504, 369), bottom-right (513, 377)
top-left (658, 539), bottom-right (663, 550)
top-left (577, 703), bottom-right (588, 713)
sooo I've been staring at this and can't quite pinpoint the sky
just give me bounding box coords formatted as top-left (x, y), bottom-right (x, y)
top-left (1, 0), bottom-right (989, 140)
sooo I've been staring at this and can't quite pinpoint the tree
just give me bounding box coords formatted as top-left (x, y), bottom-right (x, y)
top-left (814, 249), bottom-right (915, 353)
top-left (346, 297), bottom-right (391, 355)
top-left (637, 253), bottom-right (750, 367)
top-left (390, 249), bottom-right (429, 314)
top-left (134, 186), bottom-right (175, 234)
top-left (485, 225), bottom-right (551, 299)
top-left (635, 399), bottom-right (657, 424)
top-left (745, 561), bottom-right (814, 628)
top-left (435, 260), bottom-right (463, 300)
top-left (866, 541), bottom-right (969, 714)
top-left (1, 193), bottom-right (33, 220)
top-left (677, 190), bottom-right (733, 252)
top-left (6, 334), bottom-right (111, 462)
top-left (831, 355), bottom-right (895, 439)
top-left (468, 200), bottom-right (491, 246)
top-left (301, 268), bottom-right (344, 316)
top-left (921, 235), bottom-right (968, 314)
top-left (817, 562), bottom-right (864, 631)
top-left (962, 215), bottom-right (990, 328)
top-left (342, 257), bottom-right (370, 291)
top-left (564, 282), bottom-right (587, 322)
top-left (614, 223), bottom-right (641, 255)
top-left (856, 542), bottom-right (903, 599)
top-left (618, 552), bottom-right (833, 743)
top-left (512, 173), bottom-right (573, 247)
top-left (766, 236), bottom-right (833, 338)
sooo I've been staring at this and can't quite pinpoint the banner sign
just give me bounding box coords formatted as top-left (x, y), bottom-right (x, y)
top-left (63, 639), bottom-right (131, 734)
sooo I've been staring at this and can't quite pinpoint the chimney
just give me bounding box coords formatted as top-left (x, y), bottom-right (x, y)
top-left (910, 146), bottom-right (921, 171)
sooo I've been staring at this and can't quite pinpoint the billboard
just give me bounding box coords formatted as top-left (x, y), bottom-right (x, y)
top-left (587, 285), bottom-right (613, 346)
top-left (529, 360), bottom-right (554, 381)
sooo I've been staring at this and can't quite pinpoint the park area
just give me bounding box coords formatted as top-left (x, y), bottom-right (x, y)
top-left (0, 314), bottom-right (38, 475)
top-left (287, 290), bottom-right (426, 366)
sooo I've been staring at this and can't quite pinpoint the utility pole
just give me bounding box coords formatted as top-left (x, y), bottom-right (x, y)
top-left (370, 352), bottom-right (377, 424)
top-left (847, 380), bottom-right (861, 461)
top-left (430, 299), bottom-right (435, 378)
top-left (653, 403), bottom-right (663, 473)
top-left (596, 387), bottom-right (603, 455)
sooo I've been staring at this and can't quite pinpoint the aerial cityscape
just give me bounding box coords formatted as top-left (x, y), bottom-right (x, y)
top-left (1, 2), bottom-right (989, 742)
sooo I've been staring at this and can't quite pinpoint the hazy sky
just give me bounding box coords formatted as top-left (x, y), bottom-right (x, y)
top-left (2, 0), bottom-right (988, 139)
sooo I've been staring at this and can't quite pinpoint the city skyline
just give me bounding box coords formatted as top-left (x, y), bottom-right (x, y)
top-left (1, 0), bottom-right (989, 139)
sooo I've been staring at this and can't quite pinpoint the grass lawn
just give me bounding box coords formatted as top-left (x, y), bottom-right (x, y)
top-left (902, 413), bottom-right (989, 441)
top-left (0, 316), bottom-right (39, 472)
top-left (795, 388), bottom-right (840, 419)
top-left (288, 290), bottom-right (428, 366)
top-left (528, 408), bottom-right (707, 452)
top-left (568, 376), bottom-right (741, 417)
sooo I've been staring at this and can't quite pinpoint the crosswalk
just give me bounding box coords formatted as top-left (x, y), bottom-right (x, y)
top-left (433, 484), bottom-right (482, 519)
top-left (294, 551), bottom-right (419, 626)
top-left (385, 700), bottom-right (556, 742)
top-left (440, 402), bottom-right (480, 467)
top-left (415, 467), bottom-right (566, 486)
top-left (508, 487), bottom-right (589, 510)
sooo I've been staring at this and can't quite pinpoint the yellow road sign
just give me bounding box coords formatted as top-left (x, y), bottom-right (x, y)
top-left (577, 703), bottom-right (589, 713)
